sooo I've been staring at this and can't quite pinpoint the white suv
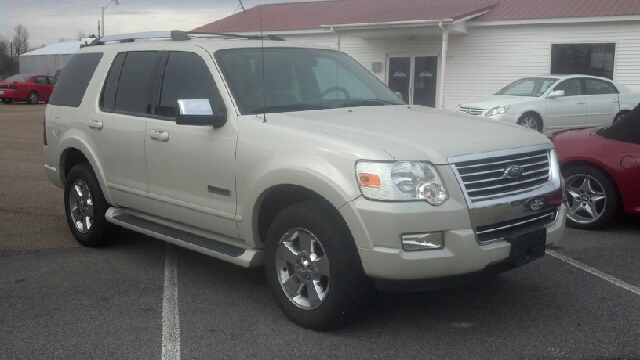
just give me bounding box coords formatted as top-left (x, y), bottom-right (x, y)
top-left (44, 31), bottom-right (565, 330)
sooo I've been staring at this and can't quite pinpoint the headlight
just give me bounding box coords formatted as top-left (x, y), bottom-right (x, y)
top-left (355, 161), bottom-right (448, 205)
top-left (485, 105), bottom-right (511, 117)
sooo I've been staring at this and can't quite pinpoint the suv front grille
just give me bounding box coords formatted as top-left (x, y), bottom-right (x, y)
top-left (476, 208), bottom-right (558, 243)
top-left (458, 106), bottom-right (485, 116)
top-left (452, 149), bottom-right (550, 204)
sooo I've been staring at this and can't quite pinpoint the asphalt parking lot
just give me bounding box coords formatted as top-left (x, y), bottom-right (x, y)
top-left (2, 104), bottom-right (639, 359)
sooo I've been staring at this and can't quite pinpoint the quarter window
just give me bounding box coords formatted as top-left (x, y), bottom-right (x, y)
top-left (551, 43), bottom-right (615, 80)
top-left (113, 51), bottom-right (162, 116)
top-left (156, 52), bottom-right (223, 118)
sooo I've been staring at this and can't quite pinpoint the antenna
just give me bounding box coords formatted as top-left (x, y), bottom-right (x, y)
top-left (260, 5), bottom-right (266, 123)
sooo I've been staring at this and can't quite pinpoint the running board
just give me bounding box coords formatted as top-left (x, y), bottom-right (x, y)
top-left (106, 208), bottom-right (263, 267)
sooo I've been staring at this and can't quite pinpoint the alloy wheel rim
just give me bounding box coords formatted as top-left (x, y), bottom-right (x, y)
top-left (29, 93), bottom-right (37, 103)
top-left (564, 174), bottom-right (607, 224)
top-left (68, 179), bottom-right (94, 233)
top-left (275, 228), bottom-right (330, 310)
top-left (521, 117), bottom-right (538, 129)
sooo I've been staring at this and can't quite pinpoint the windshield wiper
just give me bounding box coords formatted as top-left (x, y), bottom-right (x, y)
top-left (337, 99), bottom-right (398, 108)
top-left (252, 103), bottom-right (330, 114)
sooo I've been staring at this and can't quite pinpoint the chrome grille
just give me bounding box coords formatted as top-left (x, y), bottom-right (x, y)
top-left (452, 149), bottom-right (550, 204)
top-left (476, 208), bottom-right (558, 243)
top-left (458, 106), bottom-right (485, 116)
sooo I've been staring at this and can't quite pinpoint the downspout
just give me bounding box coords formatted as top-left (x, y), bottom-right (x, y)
top-left (331, 26), bottom-right (341, 50)
top-left (438, 22), bottom-right (449, 110)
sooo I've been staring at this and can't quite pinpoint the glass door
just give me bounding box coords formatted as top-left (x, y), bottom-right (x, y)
top-left (388, 56), bottom-right (438, 107)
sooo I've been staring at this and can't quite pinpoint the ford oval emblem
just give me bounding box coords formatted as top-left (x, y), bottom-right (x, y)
top-left (504, 165), bottom-right (523, 178)
top-left (529, 197), bottom-right (546, 211)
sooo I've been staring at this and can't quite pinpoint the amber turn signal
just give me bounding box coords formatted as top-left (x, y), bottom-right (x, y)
top-left (358, 173), bottom-right (380, 187)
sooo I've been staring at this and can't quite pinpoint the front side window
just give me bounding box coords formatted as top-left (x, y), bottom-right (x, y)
top-left (215, 48), bottom-right (404, 115)
top-left (554, 79), bottom-right (583, 96)
top-left (551, 43), bottom-right (615, 80)
top-left (495, 77), bottom-right (557, 97)
top-left (112, 51), bottom-right (162, 116)
top-left (156, 52), bottom-right (224, 118)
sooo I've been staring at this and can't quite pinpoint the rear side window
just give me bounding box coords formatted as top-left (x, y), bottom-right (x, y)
top-left (100, 53), bottom-right (126, 112)
top-left (156, 51), bottom-right (223, 118)
top-left (49, 52), bottom-right (103, 107)
top-left (584, 78), bottom-right (617, 95)
top-left (112, 51), bottom-right (162, 116)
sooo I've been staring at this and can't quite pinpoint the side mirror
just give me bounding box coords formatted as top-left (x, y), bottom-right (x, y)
top-left (175, 99), bottom-right (227, 128)
top-left (394, 92), bottom-right (404, 101)
top-left (547, 90), bottom-right (565, 99)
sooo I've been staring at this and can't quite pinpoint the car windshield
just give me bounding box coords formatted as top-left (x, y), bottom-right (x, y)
top-left (5, 74), bottom-right (31, 81)
top-left (495, 77), bottom-right (558, 97)
top-left (597, 104), bottom-right (640, 145)
top-left (215, 47), bottom-right (405, 115)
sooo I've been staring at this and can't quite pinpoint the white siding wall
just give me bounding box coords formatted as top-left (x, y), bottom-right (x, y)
top-left (281, 20), bottom-right (640, 109)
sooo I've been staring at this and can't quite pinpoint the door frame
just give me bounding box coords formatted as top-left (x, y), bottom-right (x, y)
top-left (386, 53), bottom-right (441, 106)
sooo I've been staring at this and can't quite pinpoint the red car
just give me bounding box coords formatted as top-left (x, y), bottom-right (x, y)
top-left (0, 74), bottom-right (56, 104)
top-left (547, 104), bottom-right (640, 229)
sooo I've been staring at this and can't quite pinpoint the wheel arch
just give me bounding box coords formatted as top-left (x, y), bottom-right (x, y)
top-left (561, 160), bottom-right (622, 206)
top-left (518, 110), bottom-right (544, 129)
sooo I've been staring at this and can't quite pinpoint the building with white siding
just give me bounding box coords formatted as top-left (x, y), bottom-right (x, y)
top-left (194, 0), bottom-right (640, 109)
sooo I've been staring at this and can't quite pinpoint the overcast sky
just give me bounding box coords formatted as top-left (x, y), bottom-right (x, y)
top-left (0, 0), bottom-right (316, 48)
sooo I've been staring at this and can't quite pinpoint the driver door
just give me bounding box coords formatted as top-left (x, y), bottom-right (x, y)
top-left (545, 78), bottom-right (587, 129)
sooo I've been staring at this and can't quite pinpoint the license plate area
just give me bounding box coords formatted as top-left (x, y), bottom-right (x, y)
top-left (506, 227), bottom-right (546, 266)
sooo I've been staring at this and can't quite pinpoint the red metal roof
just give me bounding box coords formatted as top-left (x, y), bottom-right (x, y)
top-left (193, 0), bottom-right (640, 33)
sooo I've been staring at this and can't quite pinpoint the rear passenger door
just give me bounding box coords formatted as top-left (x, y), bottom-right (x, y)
top-left (583, 78), bottom-right (620, 127)
top-left (144, 49), bottom-right (239, 238)
top-left (89, 50), bottom-right (163, 212)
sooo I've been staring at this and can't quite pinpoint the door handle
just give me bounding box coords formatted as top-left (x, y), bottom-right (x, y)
top-left (150, 129), bottom-right (169, 142)
top-left (577, 101), bottom-right (586, 105)
top-left (89, 120), bottom-right (103, 130)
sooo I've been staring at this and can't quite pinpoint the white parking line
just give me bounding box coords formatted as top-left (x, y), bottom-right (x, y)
top-left (546, 250), bottom-right (640, 296)
top-left (162, 244), bottom-right (180, 360)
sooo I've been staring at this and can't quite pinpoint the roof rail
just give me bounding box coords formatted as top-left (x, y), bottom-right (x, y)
top-left (87, 30), bottom-right (285, 46)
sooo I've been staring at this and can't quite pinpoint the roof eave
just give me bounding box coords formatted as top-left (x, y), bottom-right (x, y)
top-left (321, 19), bottom-right (454, 32)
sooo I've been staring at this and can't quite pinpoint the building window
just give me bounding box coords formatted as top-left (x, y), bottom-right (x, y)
top-left (551, 43), bottom-right (615, 80)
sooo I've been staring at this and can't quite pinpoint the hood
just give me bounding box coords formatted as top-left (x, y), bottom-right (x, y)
top-left (545, 127), bottom-right (598, 142)
top-left (265, 105), bottom-right (551, 164)
top-left (460, 95), bottom-right (539, 109)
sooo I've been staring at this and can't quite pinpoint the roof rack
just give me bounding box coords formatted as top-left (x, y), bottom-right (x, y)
top-left (88, 30), bottom-right (285, 46)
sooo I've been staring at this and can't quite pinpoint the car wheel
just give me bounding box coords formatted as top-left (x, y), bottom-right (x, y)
top-left (64, 163), bottom-right (120, 246)
top-left (27, 91), bottom-right (39, 104)
top-left (613, 111), bottom-right (629, 124)
top-left (1, 99), bottom-right (13, 104)
top-left (517, 113), bottom-right (542, 132)
top-left (563, 166), bottom-right (620, 230)
top-left (265, 201), bottom-right (370, 330)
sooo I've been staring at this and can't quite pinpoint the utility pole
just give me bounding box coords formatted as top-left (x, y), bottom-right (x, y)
top-left (98, 21), bottom-right (101, 38)
top-left (101, 0), bottom-right (120, 37)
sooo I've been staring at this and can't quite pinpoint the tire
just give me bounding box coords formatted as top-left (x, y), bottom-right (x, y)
top-left (1, 99), bottom-right (13, 104)
top-left (264, 201), bottom-right (370, 330)
top-left (517, 112), bottom-right (542, 132)
top-left (563, 165), bottom-right (620, 230)
top-left (64, 163), bottom-right (120, 246)
top-left (27, 91), bottom-right (39, 104)
top-left (613, 111), bottom-right (629, 124)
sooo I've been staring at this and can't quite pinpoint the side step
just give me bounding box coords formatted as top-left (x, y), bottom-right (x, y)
top-left (106, 208), bottom-right (263, 267)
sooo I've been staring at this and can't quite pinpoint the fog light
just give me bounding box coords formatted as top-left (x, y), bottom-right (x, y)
top-left (401, 232), bottom-right (444, 251)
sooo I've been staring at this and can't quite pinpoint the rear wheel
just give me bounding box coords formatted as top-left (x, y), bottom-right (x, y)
top-left (517, 112), bottom-right (542, 132)
top-left (27, 91), bottom-right (39, 104)
top-left (64, 163), bottom-right (120, 246)
top-left (563, 166), bottom-right (620, 230)
top-left (265, 201), bottom-right (370, 330)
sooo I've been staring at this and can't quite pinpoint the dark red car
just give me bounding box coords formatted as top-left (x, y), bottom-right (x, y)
top-left (0, 74), bottom-right (56, 104)
top-left (547, 104), bottom-right (640, 229)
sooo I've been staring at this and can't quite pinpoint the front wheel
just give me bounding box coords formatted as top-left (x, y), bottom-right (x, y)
top-left (517, 113), bottom-right (542, 132)
top-left (64, 163), bottom-right (120, 246)
top-left (27, 91), bottom-right (39, 104)
top-left (265, 201), bottom-right (370, 330)
top-left (563, 166), bottom-right (620, 230)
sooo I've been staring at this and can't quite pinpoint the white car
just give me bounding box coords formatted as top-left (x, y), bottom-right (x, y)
top-left (457, 74), bottom-right (640, 132)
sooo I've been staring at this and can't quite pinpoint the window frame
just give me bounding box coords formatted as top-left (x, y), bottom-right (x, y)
top-left (550, 43), bottom-right (616, 80)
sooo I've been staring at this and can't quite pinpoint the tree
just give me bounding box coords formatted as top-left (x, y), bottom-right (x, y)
top-left (11, 24), bottom-right (30, 57)
top-left (76, 31), bottom-right (86, 41)
top-left (0, 36), bottom-right (18, 78)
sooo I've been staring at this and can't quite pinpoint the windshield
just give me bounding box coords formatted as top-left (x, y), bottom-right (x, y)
top-left (495, 77), bottom-right (558, 97)
top-left (215, 47), bottom-right (405, 114)
top-left (6, 74), bottom-right (31, 81)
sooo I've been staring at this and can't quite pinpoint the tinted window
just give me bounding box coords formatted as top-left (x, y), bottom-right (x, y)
top-left (33, 76), bottom-right (48, 84)
top-left (554, 79), bottom-right (583, 96)
top-left (157, 52), bottom-right (223, 118)
top-left (49, 52), bottom-right (103, 107)
top-left (584, 78), bottom-right (615, 95)
top-left (551, 43), bottom-right (615, 80)
top-left (114, 51), bottom-right (162, 116)
top-left (47, 76), bottom-right (56, 85)
top-left (100, 53), bottom-right (126, 112)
